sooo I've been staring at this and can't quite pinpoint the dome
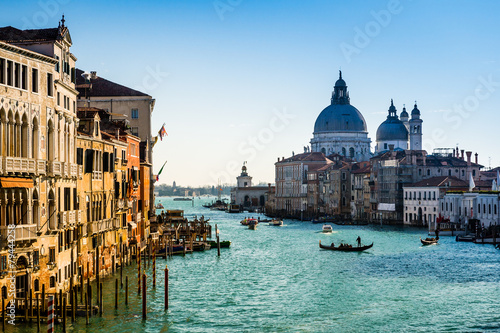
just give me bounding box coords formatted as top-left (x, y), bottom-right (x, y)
top-left (314, 104), bottom-right (367, 133)
top-left (411, 103), bottom-right (420, 116)
top-left (376, 119), bottom-right (408, 141)
top-left (376, 100), bottom-right (408, 141)
top-left (400, 106), bottom-right (408, 118)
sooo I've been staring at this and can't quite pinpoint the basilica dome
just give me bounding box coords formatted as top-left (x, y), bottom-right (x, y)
top-left (313, 71), bottom-right (367, 133)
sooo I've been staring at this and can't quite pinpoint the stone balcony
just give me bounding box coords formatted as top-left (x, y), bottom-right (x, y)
top-left (48, 161), bottom-right (62, 177)
top-left (1, 157), bottom-right (46, 176)
top-left (0, 224), bottom-right (37, 243)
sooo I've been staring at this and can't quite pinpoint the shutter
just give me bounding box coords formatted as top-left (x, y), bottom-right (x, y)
top-left (76, 148), bottom-right (83, 165)
top-left (85, 149), bottom-right (94, 173)
top-left (110, 153), bottom-right (115, 172)
top-left (103, 152), bottom-right (109, 172)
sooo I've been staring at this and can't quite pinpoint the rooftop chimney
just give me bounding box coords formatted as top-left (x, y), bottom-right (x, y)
top-left (475, 153), bottom-right (478, 164)
top-left (90, 71), bottom-right (97, 80)
top-left (466, 151), bottom-right (472, 166)
top-left (461, 150), bottom-right (464, 160)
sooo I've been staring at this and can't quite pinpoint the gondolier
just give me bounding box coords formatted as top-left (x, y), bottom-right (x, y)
top-left (356, 236), bottom-right (361, 247)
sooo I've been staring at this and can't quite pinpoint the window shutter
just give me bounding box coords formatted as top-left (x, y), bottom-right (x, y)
top-left (103, 152), bottom-right (109, 172)
top-left (85, 149), bottom-right (94, 173)
top-left (110, 153), bottom-right (115, 172)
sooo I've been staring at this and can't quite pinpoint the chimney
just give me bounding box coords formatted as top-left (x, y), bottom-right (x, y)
top-left (90, 71), bottom-right (97, 80)
top-left (277, 157), bottom-right (280, 162)
top-left (466, 151), bottom-right (472, 166)
top-left (475, 153), bottom-right (478, 164)
top-left (461, 150), bottom-right (464, 160)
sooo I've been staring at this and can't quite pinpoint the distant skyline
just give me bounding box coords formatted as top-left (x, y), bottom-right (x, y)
top-left (2, 0), bottom-right (500, 186)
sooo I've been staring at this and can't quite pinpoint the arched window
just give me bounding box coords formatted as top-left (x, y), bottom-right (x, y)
top-left (21, 114), bottom-right (28, 158)
top-left (32, 117), bottom-right (39, 159)
top-left (448, 170), bottom-right (452, 176)
top-left (489, 204), bottom-right (491, 214)
top-left (0, 108), bottom-right (5, 156)
top-left (349, 147), bottom-right (354, 158)
top-left (50, 276), bottom-right (55, 288)
top-left (47, 120), bottom-right (54, 161)
top-left (34, 279), bottom-right (40, 292)
top-left (321, 147), bottom-right (326, 154)
top-left (33, 190), bottom-right (39, 227)
top-left (48, 190), bottom-right (56, 230)
top-left (341, 147), bottom-right (346, 156)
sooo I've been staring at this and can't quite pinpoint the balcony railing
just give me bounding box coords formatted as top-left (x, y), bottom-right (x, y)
top-left (3, 157), bottom-right (38, 175)
top-left (58, 212), bottom-right (66, 228)
top-left (37, 160), bottom-right (46, 175)
top-left (63, 162), bottom-right (69, 178)
top-left (1, 225), bottom-right (37, 243)
top-left (48, 161), bottom-right (62, 176)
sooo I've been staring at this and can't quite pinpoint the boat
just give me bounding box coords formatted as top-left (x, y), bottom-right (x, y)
top-left (207, 240), bottom-right (231, 248)
top-left (240, 218), bottom-right (258, 226)
top-left (155, 203), bottom-right (164, 209)
top-left (226, 204), bottom-right (240, 213)
top-left (173, 197), bottom-right (192, 201)
top-left (248, 220), bottom-right (258, 230)
top-left (322, 224), bottom-right (333, 233)
top-left (319, 240), bottom-right (373, 252)
top-left (257, 218), bottom-right (271, 222)
top-left (192, 242), bottom-right (211, 251)
top-left (420, 237), bottom-right (439, 245)
top-left (456, 235), bottom-right (475, 242)
top-left (269, 219), bottom-right (283, 226)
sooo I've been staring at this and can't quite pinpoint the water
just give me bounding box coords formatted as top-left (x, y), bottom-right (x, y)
top-left (9, 196), bottom-right (500, 332)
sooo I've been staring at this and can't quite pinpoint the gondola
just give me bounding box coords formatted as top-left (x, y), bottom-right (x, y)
top-left (319, 240), bottom-right (373, 252)
top-left (420, 237), bottom-right (438, 245)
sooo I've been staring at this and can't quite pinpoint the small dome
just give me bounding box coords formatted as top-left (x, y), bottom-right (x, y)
top-left (411, 103), bottom-right (420, 116)
top-left (335, 70), bottom-right (346, 87)
top-left (400, 106), bottom-right (408, 118)
top-left (314, 104), bottom-right (367, 133)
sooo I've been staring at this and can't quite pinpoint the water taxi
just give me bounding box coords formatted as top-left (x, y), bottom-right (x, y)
top-left (322, 224), bottom-right (333, 233)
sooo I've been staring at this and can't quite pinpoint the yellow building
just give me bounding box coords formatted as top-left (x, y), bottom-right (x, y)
top-left (0, 19), bottom-right (80, 298)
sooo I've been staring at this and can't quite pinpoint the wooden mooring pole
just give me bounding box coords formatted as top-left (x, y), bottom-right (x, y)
top-left (142, 273), bottom-right (147, 320)
top-left (138, 247), bottom-right (141, 295)
top-left (115, 278), bottom-right (118, 309)
top-left (99, 283), bottom-right (103, 316)
top-left (153, 242), bottom-right (156, 288)
top-left (125, 276), bottom-right (129, 305)
top-left (216, 224), bottom-right (221, 257)
top-left (36, 293), bottom-right (40, 332)
top-left (62, 297), bottom-right (66, 333)
top-left (85, 292), bottom-right (89, 325)
top-left (164, 264), bottom-right (169, 310)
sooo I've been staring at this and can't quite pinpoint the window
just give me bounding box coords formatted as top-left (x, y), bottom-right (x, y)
top-left (32, 68), bottom-right (38, 93)
top-left (57, 92), bottom-right (60, 106)
top-left (50, 276), bottom-right (55, 288)
top-left (0, 59), bottom-right (4, 84)
top-left (33, 250), bottom-right (39, 267)
top-left (427, 169), bottom-right (430, 176)
top-left (131, 109), bottom-right (139, 119)
top-left (47, 73), bottom-right (53, 96)
top-left (6, 60), bottom-right (13, 86)
top-left (55, 55), bottom-right (60, 72)
top-left (384, 143), bottom-right (387, 150)
top-left (131, 127), bottom-right (139, 136)
top-left (49, 248), bottom-right (55, 263)
top-left (0, 256), bottom-right (6, 272)
top-left (76, 148), bottom-right (83, 165)
top-left (14, 63), bottom-right (20, 88)
top-left (34, 279), bottom-right (40, 292)
top-left (21, 65), bottom-right (27, 90)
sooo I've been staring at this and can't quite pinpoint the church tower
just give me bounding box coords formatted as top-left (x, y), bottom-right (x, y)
top-left (237, 162), bottom-right (252, 187)
top-left (409, 102), bottom-right (423, 150)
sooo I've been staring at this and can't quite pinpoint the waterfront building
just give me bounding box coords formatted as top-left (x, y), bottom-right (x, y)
top-left (441, 191), bottom-right (500, 230)
top-left (351, 162), bottom-right (372, 221)
top-left (230, 163), bottom-right (271, 211)
top-left (274, 152), bottom-right (332, 218)
top-left (403, 176), bottom-right (467, 229)
top-left (76, 108), bottom-right (123, 279)
top-left (310, 71), bottom-right (371, 161)
top-left (75, 69), bottom-right (156, 223)
top-left (371, 149), bottom-right (482, 223)
top-left (317, 158), bottom-right (353, 218)
top-left (0, 19), bottom-right (80, 297)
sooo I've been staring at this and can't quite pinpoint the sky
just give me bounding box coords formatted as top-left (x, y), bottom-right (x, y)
top-left (2, 0), bottom-right (500, 187)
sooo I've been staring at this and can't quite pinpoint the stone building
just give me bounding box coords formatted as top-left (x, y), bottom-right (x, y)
top-left (230, 163), bottom-right (270, 211)
top-left (0, 19), bottom-right (80, 298)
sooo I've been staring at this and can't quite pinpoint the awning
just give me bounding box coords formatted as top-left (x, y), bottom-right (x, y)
top-left (0, 178), bottom-right (33, 188)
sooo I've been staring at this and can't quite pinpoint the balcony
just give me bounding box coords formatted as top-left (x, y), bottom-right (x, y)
top-left (58, 212), bottom-right (66, 228)
top-left (1, 225), bottom-right (37, 243)
top-left (70, 164), bottom-right (78, 178)
top-left (3, 157), bottom-right (38, 175)
top-left (117, 199), bottom-right (125, 209)
top-left (78, 165), bottom-right (83, 179)
top-left (67, 211), bottom-right (76, 225)
top-left (48, 161), bottom-right (62, 176)
top-left (63, 162), bottom-right (69, 178)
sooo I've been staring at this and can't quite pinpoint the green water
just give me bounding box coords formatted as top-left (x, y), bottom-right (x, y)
top-left (9, 196), bottom-right (500, 332)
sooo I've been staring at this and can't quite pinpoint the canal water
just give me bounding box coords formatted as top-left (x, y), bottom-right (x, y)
top-left (10, 196), bottom-right (500, 332)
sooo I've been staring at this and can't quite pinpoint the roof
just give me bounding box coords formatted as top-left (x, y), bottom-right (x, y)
top-left (278, 152), bottom-right (332, 164)
top-left (0, 26), bottom-right (64, 43)
top-left (406, 176), bottom-right (468, 188)
top-left (76, 68), bottom-right (150, 97)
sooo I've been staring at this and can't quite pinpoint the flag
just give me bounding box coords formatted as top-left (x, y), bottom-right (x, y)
top-left (158, 123), bottom-right (167, 141)
top-left (152, 136), bottom-right (159, 148)
top-left (158, 160), bottom-right (168, 176)
top-left (155, 174), bottom-right (159, 182)
top-left (469, 172), bottom-right (475, 192)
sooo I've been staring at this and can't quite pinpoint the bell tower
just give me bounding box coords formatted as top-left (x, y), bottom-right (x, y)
top-left (237, 162), bottom-right (252, 187)
top-left (409, 102), bottom-right (423, 150)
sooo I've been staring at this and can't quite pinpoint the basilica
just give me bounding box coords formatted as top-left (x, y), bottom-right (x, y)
top-left (310, 71), bottom-right (423, 159)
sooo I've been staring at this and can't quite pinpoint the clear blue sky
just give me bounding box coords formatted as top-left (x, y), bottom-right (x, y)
top-left (3, 0), bottom-right (500, 186)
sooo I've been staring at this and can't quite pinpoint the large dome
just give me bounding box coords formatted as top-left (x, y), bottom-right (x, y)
top-left (314, 104), bottom-right (367, 133)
